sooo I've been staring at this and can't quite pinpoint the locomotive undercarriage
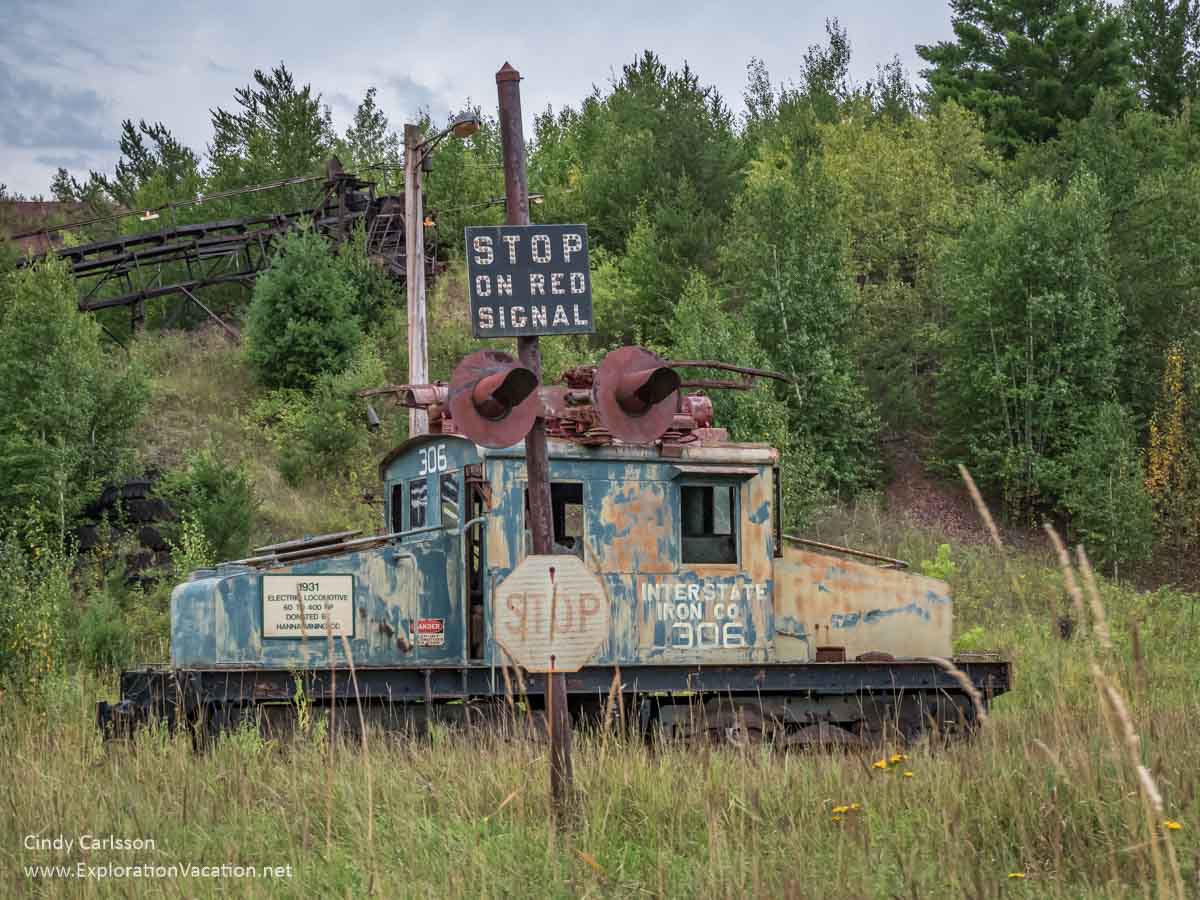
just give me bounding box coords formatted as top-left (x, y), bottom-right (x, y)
top-left (98, 659), bottom-right (1005, 749)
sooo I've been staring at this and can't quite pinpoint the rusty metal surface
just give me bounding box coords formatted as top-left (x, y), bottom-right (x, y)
top-left (171, 387), bottom-right (973, 693)
top-left (592, 346), bottom-right (681, 444)
top-left (18, 161), bottom-right (439, 316)
top-left (447, 350), bottom-right (539, 448)
top-left (774, 545), bottom-right (953, 662)
top-left (783, 534), bottom-right (910, 569)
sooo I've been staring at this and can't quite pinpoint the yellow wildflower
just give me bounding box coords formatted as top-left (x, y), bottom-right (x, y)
top-left (1008, 873), bottom-right (1026, 879)
top-left (890, 753), bottom-right (908, 764)
top-left (903, 771), bottom-right (914, 778)
top-left (831, 815), bottom-right (843, 823)
top-left (849, 803), bottom-right (862, 811)
top-left (1164, 820), bottom-right (1183, 831)
top-left (872, 759), bottom-right (888, 769)
top-left (831, 805), bottom-right (850, 814)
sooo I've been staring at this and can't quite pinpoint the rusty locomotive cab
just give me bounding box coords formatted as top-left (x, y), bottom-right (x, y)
top-left (99, 348), bottom-right (1010, 747)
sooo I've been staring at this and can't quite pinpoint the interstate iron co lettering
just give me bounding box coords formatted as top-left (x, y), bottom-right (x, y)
top-left (645, 581), bottom-right (764, 649)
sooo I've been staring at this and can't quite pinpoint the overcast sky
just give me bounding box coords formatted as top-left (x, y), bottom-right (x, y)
top-left (0, 0), bottom-right (955, 198)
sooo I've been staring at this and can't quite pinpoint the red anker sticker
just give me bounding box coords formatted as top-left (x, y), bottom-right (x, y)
top-left (415, 618), bottom-right (444, 646)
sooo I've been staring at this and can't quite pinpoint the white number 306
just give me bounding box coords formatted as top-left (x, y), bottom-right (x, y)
top-left (418, 444), bottom-right (448, 475)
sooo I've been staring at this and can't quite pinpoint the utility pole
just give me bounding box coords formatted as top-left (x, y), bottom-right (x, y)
top-left (404, 123), bottom-right (429, 437)
top-left (496, 61), bottom-right (574, 815)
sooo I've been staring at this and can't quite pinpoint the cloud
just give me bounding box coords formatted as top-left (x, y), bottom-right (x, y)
top-left (205, 58), bottom-right (239, 76)
top-left (386, 74), bottom-right (438, 119)
top-left (328, 91), bottom-right (360, 117)
top-left (0, 62), bottom-right (112, 150)
top-left (33, 152), bottom-right (95, 169)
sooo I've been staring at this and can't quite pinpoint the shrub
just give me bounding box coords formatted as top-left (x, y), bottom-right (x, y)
top-left (78, 592), bottom-right (134, 671)
top-left (0, 259), bottom-right (149, 539)
top-left (920, 544), bottom-right (957, 581)
top-left (255, 343), bottom-right (387, 486)
top-left (0, 527), bottom-right (72, 685)
top-left (169, 515), bottom-right (215, 582)
top-left (244, 227), bottom-right (363, 390)
top-left (335, 224), bottom-right (398, 330)
top-left (1060, 402), bottom-right (1155, 572)
top-left (159, 448), bottom-right (257, 563)
top-left (936, 173), bottom-right (1121, 517)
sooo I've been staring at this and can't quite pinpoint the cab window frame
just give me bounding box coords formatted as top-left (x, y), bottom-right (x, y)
top-left (679, 480), bottom-right (740, 566)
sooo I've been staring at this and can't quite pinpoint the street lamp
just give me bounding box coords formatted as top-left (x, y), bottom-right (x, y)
top-left (404, 111), bottom-right (481, 436)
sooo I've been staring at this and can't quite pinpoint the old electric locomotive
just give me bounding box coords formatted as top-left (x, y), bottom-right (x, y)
top-left (99, 347), bottom-right (1010, 745)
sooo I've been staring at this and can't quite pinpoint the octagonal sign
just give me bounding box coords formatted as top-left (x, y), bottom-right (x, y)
top-left (494, 554), bottom-right (610, 672)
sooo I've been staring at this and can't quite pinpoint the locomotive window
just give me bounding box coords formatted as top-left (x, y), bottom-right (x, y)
top-left (523, 482), bottom-right (585, 557)
top-left (773, 465), bottom-right (783, 558)
top-left (681, 483), bottom-right (737, 564)
top-left (440, 472), bottom-right (460, 529)
top-left (390, 484), bottom-right (404, 533)
top-left (409, 479), bottom-right (428, 529)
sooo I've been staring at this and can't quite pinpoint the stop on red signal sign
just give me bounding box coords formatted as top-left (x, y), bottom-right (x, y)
top-left (494, 554), bottom-right (610, 672)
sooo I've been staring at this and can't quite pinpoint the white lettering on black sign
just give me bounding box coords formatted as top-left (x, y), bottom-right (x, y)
top-left (466, 224), bottom-right (593, 338)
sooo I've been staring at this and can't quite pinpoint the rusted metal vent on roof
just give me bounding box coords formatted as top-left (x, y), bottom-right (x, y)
top-left (592, 346), bottom-right (681, 444)
top-left (448, 349), bottom-right (540, 448)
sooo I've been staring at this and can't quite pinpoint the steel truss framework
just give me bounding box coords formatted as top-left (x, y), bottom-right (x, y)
top-left (18, 163), bottom-right (439, 324)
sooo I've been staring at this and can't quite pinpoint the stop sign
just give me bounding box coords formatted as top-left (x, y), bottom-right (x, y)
top-left (494, 554), bottom-right (610, 672)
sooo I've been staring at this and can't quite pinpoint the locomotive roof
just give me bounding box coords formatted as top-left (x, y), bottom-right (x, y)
top-left (378, 433), bottom-right (778, 481)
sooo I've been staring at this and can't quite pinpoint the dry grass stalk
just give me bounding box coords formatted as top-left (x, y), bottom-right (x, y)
top-left (1045, 524), bottom-right (1088, 629)
top-left (958, 464), bottom-right (1004, 552)
top-left (1076, 545), bottom-right (1112, 651)
top-left (1093, 664), bottom-right (1185, 899)
top-left (324, 606), bottom-right (336, 856)
top-left (1129, 619), bottom-right (1148, 701)
top-left (602, 667), bottom-right (621, 734)
top-left (498, 647), bottom-right (517, 735)
top-left (920, 656), bottom-right (988, 727)
top-left (339, 631), bottom-right (376, 895)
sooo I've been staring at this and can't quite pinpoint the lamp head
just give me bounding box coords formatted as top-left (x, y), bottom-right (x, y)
top-left (450, 112), bottom-right (481, 140)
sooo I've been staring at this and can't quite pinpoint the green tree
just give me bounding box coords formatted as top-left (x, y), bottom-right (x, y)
top-left (866, 56), bottom-right (920, 124)
top-left (821, 103), bottom-right (998, 428)
top-left (799, 18), bottom-right (853, 123)
top-left (1125, 0), bottom-right (1200, 114)
top-left (918, 0), bottom-right (1133, 154)
top-left (100, 119), bottom-right (202, 209)
top-left (544, 52), bottom-right (744, 255)
top-left (340, 87), bottom-right (401, 183)
top-left (420, 109), bottom-right (507, 254)
top-left (0, 260), bottom-right (148, 538)
top-left (671, 272), bottom-right (823, 525)
top-left (722, 148), bottom-right (879, 498)
top-left (159, 447), bottom-right (257, 562)
top-left (206, 64), bottom-right (336, 215)
top-left (936, 173), bottom-right (1122, 515)
top-left (244, 227), bottom-right (362, 390)
top-left (1014, 94), bottom-right (1200, 419)
top-left (1060, 401), bottom-right (1155, 570)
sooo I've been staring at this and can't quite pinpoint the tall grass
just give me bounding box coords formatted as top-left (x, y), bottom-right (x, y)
top-left (2, 517), bottom-right (1198, 897)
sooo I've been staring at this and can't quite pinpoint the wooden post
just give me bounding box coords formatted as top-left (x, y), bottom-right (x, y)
top-left (404, 124), bottom-right (429, 437)
top-left (496, 61), bottom-right (574, 814)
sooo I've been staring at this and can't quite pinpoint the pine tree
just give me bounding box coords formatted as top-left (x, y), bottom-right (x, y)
top-left (1125, 0), bottom-right (1200, 113)
top-left (918, 0), bottom-right (1133, 154)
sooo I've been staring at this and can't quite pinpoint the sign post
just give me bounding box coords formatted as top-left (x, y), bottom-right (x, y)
top-left (494, 61), bottom-right (589, 818)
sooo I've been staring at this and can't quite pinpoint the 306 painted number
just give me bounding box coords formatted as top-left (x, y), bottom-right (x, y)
top-left (418, 444), bottom-right (448, 475)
